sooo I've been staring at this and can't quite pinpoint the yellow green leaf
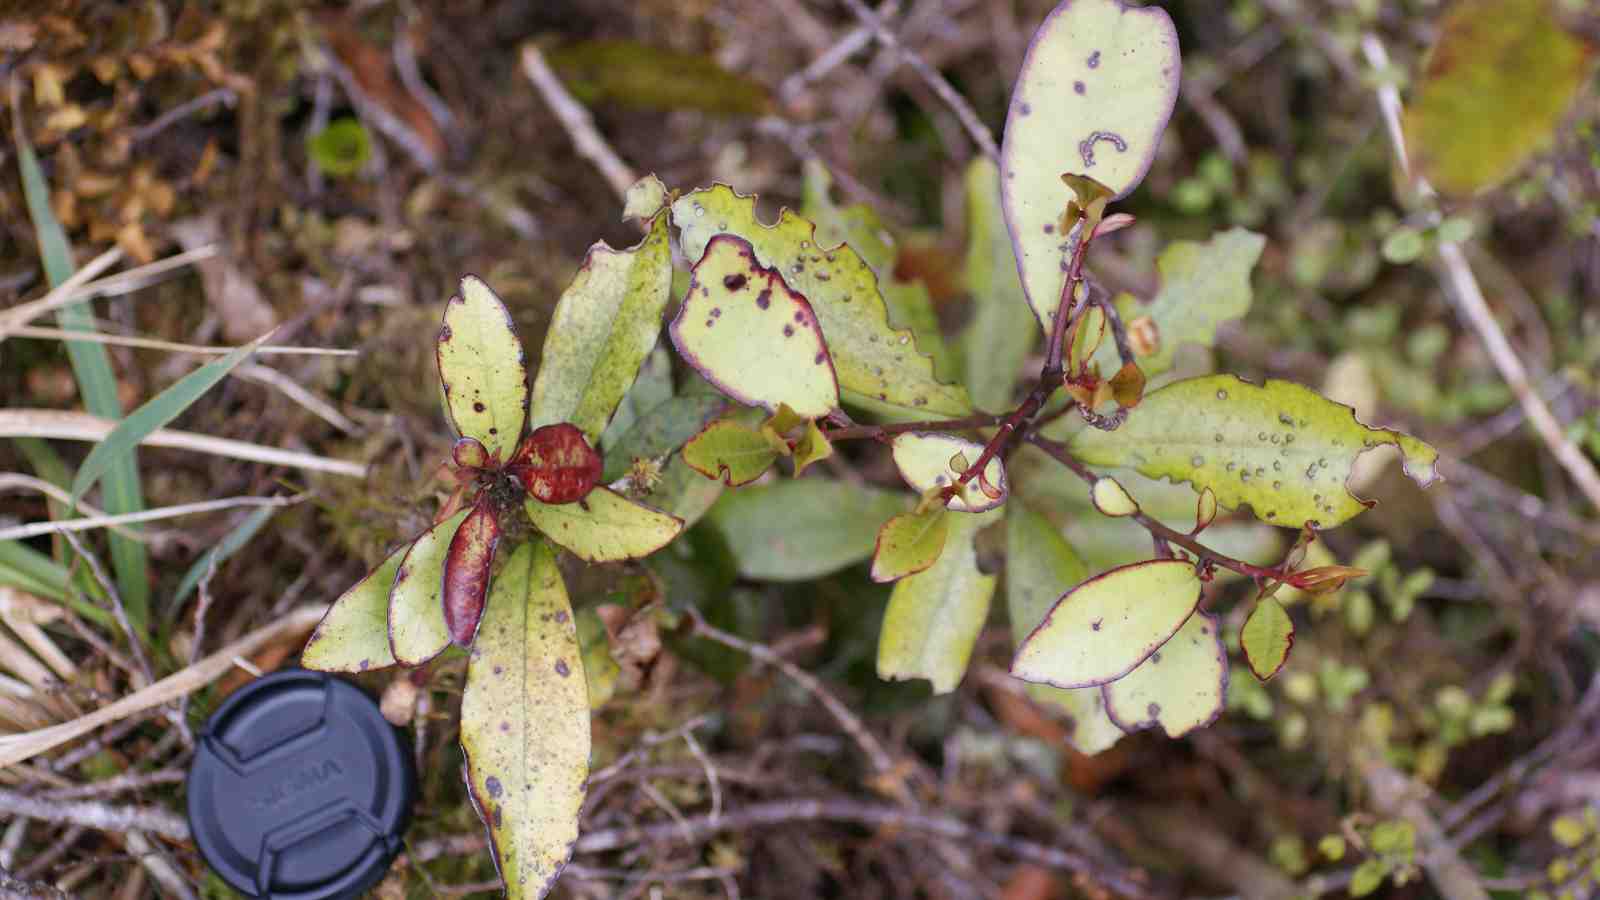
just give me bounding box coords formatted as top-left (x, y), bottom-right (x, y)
top-left (670, 234), bottom-right (839, 418)
top-left (439, 277), bottom-right (528, 462)
top-left (1004, 503), bottom-right (1123, 754)
top-left (460, 542), bottom-right (589, 899)
top-left (577, 606), bottom-right (620, 708)
top-left (682, 419), bottom-right (781, 486)
top-left (672, 184), bottom-right (973, 418)
top-left (1094, 228), bottom-right (1265, 377)
top-left (1090, 476), bottom-right (1138, 517)
top-left (802, 160), bottom-right (955, 381)
top-left (1068, 375), bottom-right (1440, 528)
top-left (1002, 0), bottom-right (1179, 330)
top-left (877, 509), bottom-right (1000, 693)
top-left (530, 215), bottom-right (674, 442)
top-left (1012, 558), bottom-right (1202, 689)
top-left (388, 509), bottom-right (472, 666)
top-left (959, 158), bottom-right (1037, 411)
top-left (1102, 611), bottom-right (1227, 737)
top-left (622, 173), bottom-right (669, 221)
top-left (870, 509), bottom-right (951, 583)
top-left (1241, 597), bottom-right (1294, 680)
top-left (891, 432), bottom-right (1007, 513)
top-left (1403, 0), bottom-right (1597, 196)
top-left (791, 419), bottom-right (834, 477)
top-left (302, 542), bottom-right (406, 673)
top-left (526, 488), bottom-right (683, 563)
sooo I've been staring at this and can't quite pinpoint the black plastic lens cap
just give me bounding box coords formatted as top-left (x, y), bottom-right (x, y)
top-left (187, 669), bottom-right (415, 899)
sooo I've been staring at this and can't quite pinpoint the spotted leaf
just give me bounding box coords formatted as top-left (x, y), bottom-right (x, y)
top-left (1103, 611), bottom-right (1227, 737)
top-left (1068, 375), bottom-right (1440, 528)
top-left (460, 541), bottom-right (588, 900)
top-left (438, 277), bottom-right (527, 463)
top-left (1002, 0), bottom-right (1179, 332)
top-left (670, 234), bottom-right (839, 419)
top-left (672, 185), bottom-right (973, 418)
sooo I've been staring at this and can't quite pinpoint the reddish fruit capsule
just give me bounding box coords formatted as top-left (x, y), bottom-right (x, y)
top-left (507, 423), bottom-right (603, 504)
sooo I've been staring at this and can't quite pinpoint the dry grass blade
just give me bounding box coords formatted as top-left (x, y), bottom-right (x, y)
top-left (0, 410), bottom-right (368, 477)
top-left (0, 605), bottom-right (327, 769)
top-left (0, 495), bottom-right (303, 542)
top-left (4, 325), bottom-right (355, 357)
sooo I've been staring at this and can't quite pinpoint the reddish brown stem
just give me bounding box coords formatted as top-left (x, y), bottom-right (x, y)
top-left (823, 412), bottom-right (1008, 442)
top-left (1041, 227), bottom-right (1093, 378)
top-left (1023, 432), bottom-right (1287, 583)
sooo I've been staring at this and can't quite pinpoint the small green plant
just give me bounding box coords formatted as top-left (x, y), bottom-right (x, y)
top-left (301, 0), bottom-right (1441, 894)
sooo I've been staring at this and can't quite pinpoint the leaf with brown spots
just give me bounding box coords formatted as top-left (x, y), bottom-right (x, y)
top-left (443, 497), bottom-right (501, 646)
top-left (507, 424), bottom-right (603, 505)
top-left (1067, 375), bottom-right (1440, 528)
top-left (1102, 611), bottom-right (1227, 737)
top-left (438, 276), bottom-right (528, 463)
top-left (670, 234), bottom-right (840, 419)
top-left (672, 185), bottom-right (973, 419)
top-left (460, 541), bottom-right (589, 900)
top-left (1002, 0), bottom-right (1180, 333)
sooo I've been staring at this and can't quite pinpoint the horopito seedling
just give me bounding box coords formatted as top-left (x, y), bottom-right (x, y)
top-left (297, 0), bottom-right (1445, 896)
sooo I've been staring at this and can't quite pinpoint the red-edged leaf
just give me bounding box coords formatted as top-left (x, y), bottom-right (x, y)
top-left (443, 498), bottom-right (501, 646)
top-left (508, 423), bottom-right (604, 505)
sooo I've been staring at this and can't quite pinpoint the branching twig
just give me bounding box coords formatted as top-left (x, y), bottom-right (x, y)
top-left (1025, 433), bottom-right (1286, 583)
top-left (685, 608), bottom-right (898, 783)
top-left (0, 788), bottom-right (189, 842)
top-left (835, 0), bottom-right (1000, 160)
top-left (413, 798), bottom-right (1154, 897)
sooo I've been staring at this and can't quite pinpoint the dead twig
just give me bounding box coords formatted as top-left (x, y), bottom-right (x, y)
top-left (684, 608), bottom-right (899, 787)
top-left (519, 44), bottom-right (637, 201)
top-left (835, 0), bottom-right (1000, 160)
top-left (0, 788), bottom-right (189, 842)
